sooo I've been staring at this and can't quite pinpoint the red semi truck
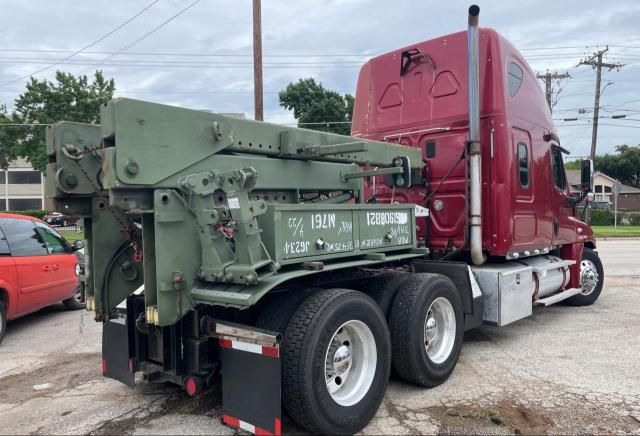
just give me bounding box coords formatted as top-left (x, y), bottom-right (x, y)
top-left (48, 5), bottom-right (602, 435)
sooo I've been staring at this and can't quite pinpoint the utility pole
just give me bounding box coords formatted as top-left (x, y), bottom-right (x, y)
top-left (579, 47), bottom-right (622, 161)
top-left (536, 70), bottom-right (570, 114)
top-left (252, 0), bottom-right (264, 121)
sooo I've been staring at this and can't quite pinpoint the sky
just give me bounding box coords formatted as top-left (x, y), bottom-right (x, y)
top-left (1, 0), bottom-right (639, 158)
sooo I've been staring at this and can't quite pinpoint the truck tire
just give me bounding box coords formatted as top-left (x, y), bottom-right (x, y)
top-left (282, 288), bottom-right (391, 434)
top-left (389, 273), bottom-right (463, 387)
top-left (359, 271), bottom-right (410, 319)
top-left (63, 283), bottom-right (86, 310)
top-left (0, 300), bottom-right (7, 345)
top-left (254, 288), bottom-right (317, 334)
top-left (565, 248), bottom-right (604, 306)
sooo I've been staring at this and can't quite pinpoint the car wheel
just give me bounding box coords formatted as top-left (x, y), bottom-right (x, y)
top-left (63, 283), bottom-right (86, 310)
top-left (63, 219), bottom-right (68, 227)
top-left (282, 289), bottom-right (391, 434)
top-left (0, 300), bottom-right (7, 345)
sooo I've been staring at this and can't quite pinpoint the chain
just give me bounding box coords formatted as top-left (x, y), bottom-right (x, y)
top-left (68, 145), bottom-right (141, 255)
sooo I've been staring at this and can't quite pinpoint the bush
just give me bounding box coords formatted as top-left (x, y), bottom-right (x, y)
top-left (590, 209), bottom-right (614, 226)
top-left (6, 209), bottom-right (50, 219)
top-left (626, 212), bottom-right (640, 226)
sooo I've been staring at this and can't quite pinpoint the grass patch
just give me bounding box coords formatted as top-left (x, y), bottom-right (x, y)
top-left (59, 229), bottom-right (85, 242)
top-left (592, 226), bottom-right (640, 238)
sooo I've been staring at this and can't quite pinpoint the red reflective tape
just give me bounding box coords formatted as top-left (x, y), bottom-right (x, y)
top-left (218, 338), bottom-right (233, 349)
top-left (101, 358), bottom-right (107, 375)
top-left (254, 426), bottom-right (273, 436)
top-left (222, 415), bottom-right (239, 428)
top-left (261, 345), bottom-right (280, 358)
top-left (275, 417), bottom-right (282, 436)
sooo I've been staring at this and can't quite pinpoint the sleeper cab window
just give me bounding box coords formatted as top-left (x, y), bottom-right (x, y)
top-left (517, 142), bottom-right (529, 188)
top-left (507, 62), bottom-right (524, 97)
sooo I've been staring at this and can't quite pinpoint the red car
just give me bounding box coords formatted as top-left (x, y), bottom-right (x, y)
top-left (0, 213), bottom-right (84, 344)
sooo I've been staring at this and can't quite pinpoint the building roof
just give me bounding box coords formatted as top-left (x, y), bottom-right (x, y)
top-left (620, 183), bottom-right (640, 194)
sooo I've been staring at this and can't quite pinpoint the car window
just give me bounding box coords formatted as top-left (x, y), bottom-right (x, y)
top-left (0, 218), bottom-right (47, 256)
top-left (0, 226), bottom-right (10, 255)
top-left (35, 222), bottom-right (69, 254)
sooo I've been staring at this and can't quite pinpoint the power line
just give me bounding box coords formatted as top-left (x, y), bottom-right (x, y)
top-left (536, 70), bottom-right (570, 113)
top-left (0, 49), bottom-right (372, 58)
top-left (0, 0), bottom-right (160, 89)
top-left (80, 0), bottom-right (201, 75)
top-left (578, 47), bottom-right (624, 159)
top-left (0, 60), bottom-right (362, 69)
top-left (0, 57), bottom-right (364, 65)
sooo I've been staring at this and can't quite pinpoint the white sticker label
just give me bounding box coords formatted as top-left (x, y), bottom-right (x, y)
top-left (228, 197), bottom-right (240, 209)
top-left (415, 205), bottom-right (430, 217)
top-left (366, 211), bottom-right (408, 226)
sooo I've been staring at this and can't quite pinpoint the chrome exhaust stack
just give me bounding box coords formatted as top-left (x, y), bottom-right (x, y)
top-left (467, 4), bottom-right (486, 265)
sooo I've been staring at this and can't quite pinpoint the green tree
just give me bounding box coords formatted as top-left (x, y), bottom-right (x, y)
top-left (4, 70), bottom-right (115, 171)
top-left (564, 160), bottom-right (580, 170)
top-left (278, 78), bottom-right (354, 135)
top-left (0, 104), bottom-right (20, 169)
top-left (595, 145), bottom-right (640, 187)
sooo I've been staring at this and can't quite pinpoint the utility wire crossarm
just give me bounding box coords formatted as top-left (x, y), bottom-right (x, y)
top-left (578, 47), bottom-right (624, 160)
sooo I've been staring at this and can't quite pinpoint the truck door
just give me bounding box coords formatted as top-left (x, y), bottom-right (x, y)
top-left (511, 129), bottom-right (539, 251)
top-left (0, 218), bottom-right (50, 315)
top-left (549, 145), bottom-right (575, 245)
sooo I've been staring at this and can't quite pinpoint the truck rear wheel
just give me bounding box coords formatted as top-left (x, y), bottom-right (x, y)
top-left (282, 288), bottom-right (391, 434)
top-left (389, 273), bottom-right (463, 387)
top-left (565, 247), bottom-right (604, 306)
top-left (254, 288), bottom-right (317, 334)
top-left (360, 271), bottom-right (410, 319)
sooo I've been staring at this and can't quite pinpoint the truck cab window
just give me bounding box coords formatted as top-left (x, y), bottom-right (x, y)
top-left (507, 62), bottom-right (524, 97)
top-left (551, 147), bottom-right (567, 190)
top-left (517, 143), bottom-right (529, 188)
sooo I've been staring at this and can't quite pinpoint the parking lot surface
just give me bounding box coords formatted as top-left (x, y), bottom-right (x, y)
top-left (0, 239), bottom-right (638, 434)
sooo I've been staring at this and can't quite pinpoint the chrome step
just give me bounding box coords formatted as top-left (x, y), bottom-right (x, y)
top-left (534, 287), bottom-right (582, 306)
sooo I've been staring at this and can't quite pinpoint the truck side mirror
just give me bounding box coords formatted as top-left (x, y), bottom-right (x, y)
top-left (580, 159), bottom-right (593, 192)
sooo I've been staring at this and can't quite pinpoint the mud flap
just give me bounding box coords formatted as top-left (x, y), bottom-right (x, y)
top-left (102, 318), bottom-right (135, 388)
top-left (214, 321), bottom-right (281, 435)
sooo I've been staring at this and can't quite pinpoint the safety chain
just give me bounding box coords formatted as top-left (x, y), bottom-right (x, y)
top-left (66, 144), bottom-right (142, 259)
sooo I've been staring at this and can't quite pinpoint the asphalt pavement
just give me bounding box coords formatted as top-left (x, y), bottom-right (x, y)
top-left (0, 239), bottom-right (638, 434)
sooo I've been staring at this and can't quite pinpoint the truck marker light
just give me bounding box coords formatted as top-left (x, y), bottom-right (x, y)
top-left (185, 377), bottom-right (198, 396)
top-left (101, 358), bottom-right (107, 375)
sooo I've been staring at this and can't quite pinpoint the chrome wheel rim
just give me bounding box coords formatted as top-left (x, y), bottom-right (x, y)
top-left (424, 297), bottom-right (456, 364)
top-left (580, 259), bottom-right (599, 295)
top-left (324, 320), bottom-right (377, 406)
